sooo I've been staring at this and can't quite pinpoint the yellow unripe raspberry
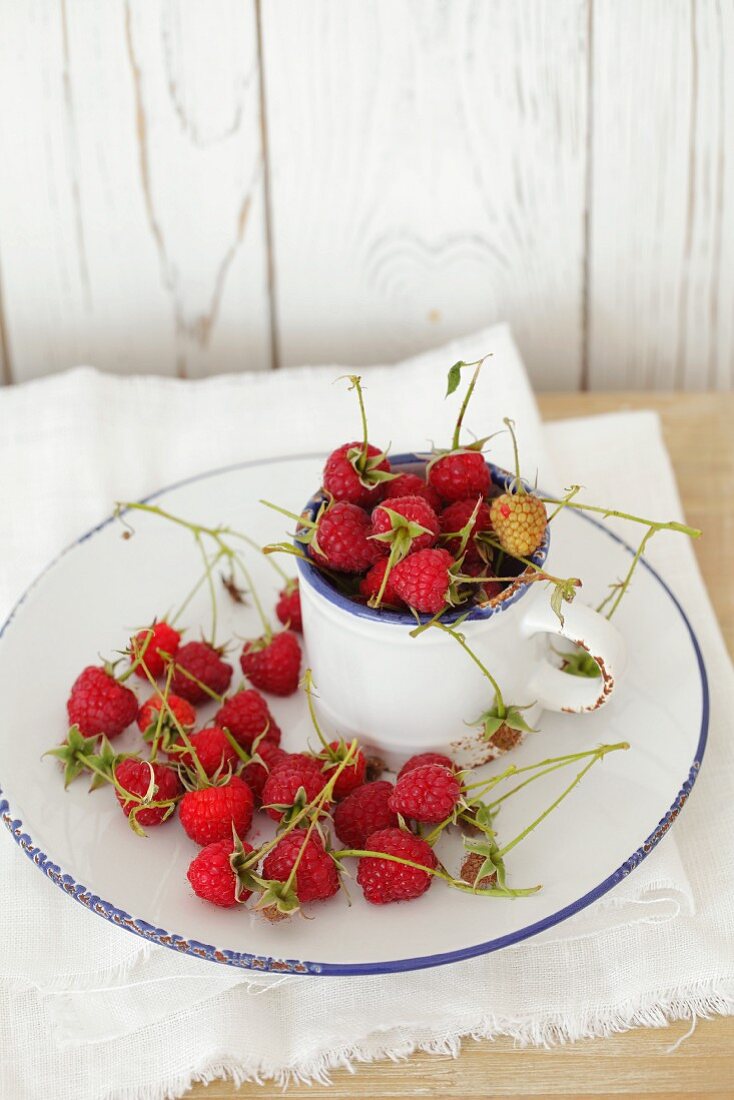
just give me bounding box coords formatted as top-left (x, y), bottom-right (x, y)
top-left (489, 493), bottom-right (547, 558)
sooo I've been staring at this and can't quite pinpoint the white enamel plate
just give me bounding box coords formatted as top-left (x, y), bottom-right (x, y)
top-left (0, 455), bottom-right (708, 975)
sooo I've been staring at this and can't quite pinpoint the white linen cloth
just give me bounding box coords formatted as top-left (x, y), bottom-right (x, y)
top-left (0, 325), bottom-right (731, 1099)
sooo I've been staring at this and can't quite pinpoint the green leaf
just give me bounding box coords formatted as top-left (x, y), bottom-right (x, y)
top-left (504, 705), bottom-right (539, 734)
top-left (562, 651), bottom-right (601, 679)
top-left (550, 583), bottom-right (565, 627)
top-left (445, 361), bottom-right (465, 397)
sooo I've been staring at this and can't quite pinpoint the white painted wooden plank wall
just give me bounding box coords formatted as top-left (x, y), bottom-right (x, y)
top-left (0, 0), bottom-right (731, 390)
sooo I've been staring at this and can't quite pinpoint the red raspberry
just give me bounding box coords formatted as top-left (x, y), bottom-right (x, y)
top-left (137, 693), bottom-right (196, 736)
top-left (114, 758), bottom-right (181, 827)
top-left (215, 689), bottom-right (281, 748)
top-left (179, 775), bottom-right (254, 846)
top-left (464, 559), bottom-right (504, 603)
top-left (171, 641), bottom-right (232, 704)
top-left (384, 473), bottom-right (442, 512)
top-left (398, 752), bottom-right (455, 779)
top-left (240, 632), bottom-right (301, 697)
top-left (428, 452), bottom-right (490, 502)
top-left (261, 755), bottom-right (327, 822)
top-left (129, 620), bottom-right (180, 680)
top-left (242, 739), bottom-right (288, 804)
top-left (187, 838), bottom-right (254, 908)
top-left (263, 829), bottom-right (339, 903)
top-left (333, 781), bottom-right (398, 849)
top-left (440, 497), bottom-right (493, 561)
top-left (359, 559), bottom-right (404, 607)
top-left (275, 580), bottom-right (302, 632)
top-left (391, 548), bottom-right (455, 614)
top-left (167, 726), bottom-right (238, 779)
top-left (323, 741), bottom-right (367, 800)
top-left (311, 502), bottom-right (383, 573)
top-left (370, 495), bottom-right (439, 552)
top-left (67, 666), bottom-right (138, 739)
top-left (356, 827), bottom-right (437, 904)
top-left (323, 442), bottom-right (390, 508)
top-left (389, 763), bottom-right (462, 823)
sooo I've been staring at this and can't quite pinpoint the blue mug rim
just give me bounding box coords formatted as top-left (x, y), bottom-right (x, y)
top-left (295, 452), bottom-right (550, 626)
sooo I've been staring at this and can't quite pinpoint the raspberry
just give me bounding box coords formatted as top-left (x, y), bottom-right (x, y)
top-left (390, 548), bottom-right (454, 614)
top-left (464, 559), bottom-right (504, 604)
top-left (179, 775), bottom-right (254, 845)
top-left (261, 755), bottom-right (328, 822)
top-left (240, 632), bottom-right (301, 697)
top-left (171, 641), bottom-right (232, 704)
top-left (384, 473), bottom-right (442, 512)
top-left (388, 763), bottom-right (462, 823)
top-left (262, 829), bottom-right (339, 903)
top-left (242, 739), bottom-right (288, 804)
top-left (440, 497), bottom-right (492, 561)
top-left (114, 758), bottom-right (181, 827)
top-left (275, 579), bottom-right (302, 632)
top-left (311, 502), bottom-right (383, 573)
top-left (67, 666), bottom-right (138, 739)
top-left (359, 559), bottom-right (404, 607)
top-left (370, 495), bottom-right (439, 553)
top-left (137, 693), bottom-right (196, 736)
top-left (187, 838), bottom-right (255, 908)
top-left (323, 442), bottom-right (390, 508)
top-left (333, 781), bottom-right (398, 849)
top-left (167, 726), bottom-right (238, 779)
top-left (323, 741), bottom-right (366, 800)
top-left (490, 492), bottom-right (547, 558)
top-left (215, 688), bottom-right (281, 747)
top-left (398, 752), bottom-right (455, 779)
top-left (356, 827), bottom-right (438, 904)
top-left (129, 620), bottom-right (180, 680)
top-left (428, 452), bottom-right (490, 502)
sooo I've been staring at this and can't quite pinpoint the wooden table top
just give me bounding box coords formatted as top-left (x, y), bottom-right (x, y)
top-left (185, 392), bottom-right (734, 1100)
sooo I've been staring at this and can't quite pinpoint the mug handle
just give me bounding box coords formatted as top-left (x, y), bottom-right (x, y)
top-left (520, 597), bottom-right (627, 713)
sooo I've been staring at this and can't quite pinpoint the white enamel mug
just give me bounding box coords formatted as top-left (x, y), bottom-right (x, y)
top-left (296, 455), bottom-right (626, 768)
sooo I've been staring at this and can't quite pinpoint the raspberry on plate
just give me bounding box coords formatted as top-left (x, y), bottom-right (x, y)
top-left (129, 620), bottom-right (181, 680)
top-left (67, 666), bottom-right (138, 739)
top-left (356, 827), bottom-right (438, 904)
top-left (322, 740), bottom-right (367, 801)
top-left (114, 758), bottom-right (181, 828)
top-left (388, 762), bottom-right (462, 823)
top-left (187, 837), bottom-right (255, 908)
top-left (179, 774), bottom-right (254, 846)
top-left (261, 755), bottom-right (328, 823)
top-left (240, 632), bottom-right (301, 697)
top-left (275, 579), bottom-right (302, 633)
top-left (333, 781), bottom-right (398, 849)
top-left (137, 693), bottom-right (196, 737)
top-left (263, 828), bottom-right (339, 904)
top-left (242, 740), bottom-right (288, 805)
top-left (397, 752), bottom-right (455, 779)
top-left (215, 688), bottom-right (282, 747)
top-left (171, 641), bottom-right (232, 704)
top-left (166, 726), bottom-right (238, 779)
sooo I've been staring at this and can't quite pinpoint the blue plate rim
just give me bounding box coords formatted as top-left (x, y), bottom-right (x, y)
top-left (0, 451), bottom-right (709, 977)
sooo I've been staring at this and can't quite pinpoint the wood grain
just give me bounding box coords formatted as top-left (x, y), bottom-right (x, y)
top-left (0, 0), bottom-right (271, 381)
top-left (183, 391), bottom-right (734, 1099)
top-left (588, 1), bottom-right (734, 391)
top-left (260, 0), bottom-right (588, 390)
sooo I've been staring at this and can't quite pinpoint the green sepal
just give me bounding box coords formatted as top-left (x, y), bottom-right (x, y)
top-left (345, 445), bottom-right (397, 489)
top-left (462, 834), bottom-right (509, 892)
top-left (471, 703), bottom-right (538, 742)
top-left (87, 735), bottom-right (119, 791)
top-left (550, 578), bottom-right (578, 627)
top-left (255, 878), bottom-right (301, 917)
top-left (44, 725), bottom-right (100, 789)
top-left (262, 784), bottom-right (312, 826)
